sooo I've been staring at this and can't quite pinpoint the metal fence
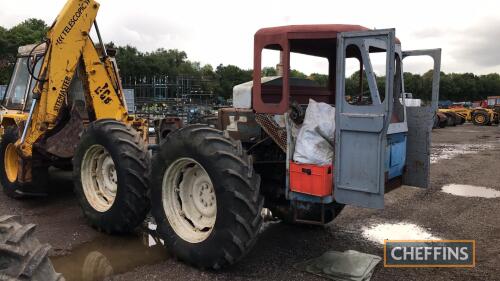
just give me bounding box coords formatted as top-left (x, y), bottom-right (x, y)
top-left (122, 75), bottom-right (217, 118)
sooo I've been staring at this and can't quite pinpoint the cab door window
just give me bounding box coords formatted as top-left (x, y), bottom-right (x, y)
top-left (4, 57), bottom-right (30, 110)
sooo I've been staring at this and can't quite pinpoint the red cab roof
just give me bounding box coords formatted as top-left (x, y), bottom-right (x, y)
top-left (255, 24), bottom-right (370, 38)
top-left (255, 24), bottom-right (400, 45)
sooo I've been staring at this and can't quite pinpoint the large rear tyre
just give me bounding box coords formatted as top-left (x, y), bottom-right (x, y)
top-left (73, 119), bottom-right (150, 234)
top-left (0, 127), bottom-right (48, 198)
top-left (150, 125), bottom-right (263, 269)
top-left (0, 215), bottom-right (64, 281)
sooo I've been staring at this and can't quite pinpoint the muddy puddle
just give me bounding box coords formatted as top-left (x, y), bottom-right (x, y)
top-left (52, 223), bottom-right (169, 281)
top-left (362, 222), bottom-right (440, 244)
top-left (441, 184), bottom-right (500, 198)
top-left (431, 143), bottom-right (494, 164)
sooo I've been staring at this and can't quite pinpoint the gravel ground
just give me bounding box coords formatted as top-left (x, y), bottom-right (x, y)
top-left (1, 123), bottom-right (499, 281)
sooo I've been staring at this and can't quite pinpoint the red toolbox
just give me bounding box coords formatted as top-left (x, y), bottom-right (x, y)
top-left (289, 161), bottom-right (333, 197)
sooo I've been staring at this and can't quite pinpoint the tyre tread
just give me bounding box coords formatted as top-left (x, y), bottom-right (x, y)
top-left (151, 124), bottom-right (263, 269)
top-left (73, 119), bottom-right (150, 234)
top-left (0, 219), bottom-right (64, 281)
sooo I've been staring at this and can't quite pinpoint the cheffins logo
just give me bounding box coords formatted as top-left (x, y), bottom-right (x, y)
top-left (384, 240), bottom-right (475, 268)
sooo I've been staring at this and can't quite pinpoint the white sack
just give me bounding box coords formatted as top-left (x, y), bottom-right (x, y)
top-left (293, 99), bottom-right (335, 165)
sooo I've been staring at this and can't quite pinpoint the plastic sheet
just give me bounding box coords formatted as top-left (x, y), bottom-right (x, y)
top-left (293, 99), bottom-right (335, 165)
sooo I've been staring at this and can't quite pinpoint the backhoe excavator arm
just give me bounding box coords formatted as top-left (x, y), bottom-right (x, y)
top-left (16, 0), bottom-right (129, 158)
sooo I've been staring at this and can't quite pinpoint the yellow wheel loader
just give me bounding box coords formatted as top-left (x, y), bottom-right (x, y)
top-left (438, 107), bottom-right (498, 126)
top-left (0, 0), bottom-right (149, 234)
top-left (471, 108), bottom-right (498, 126)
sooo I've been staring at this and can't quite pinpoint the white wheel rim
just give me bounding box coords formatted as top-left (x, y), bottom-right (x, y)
top-left (81, 145), bottom-right (117, 212)
top-left (162, 158), bottom-right (216, 243)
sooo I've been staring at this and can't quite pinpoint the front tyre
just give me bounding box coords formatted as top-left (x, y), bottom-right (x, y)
top-left (0, 127), bottom-right (48, 198)
top-left (150, 125), bottom-right (263, 269)
top-left (473, 111), bottom-right (489, 126)
top-left (73, 119), bottom-right (150, 234)
top-left (0, 128), bottom-right (21, 198)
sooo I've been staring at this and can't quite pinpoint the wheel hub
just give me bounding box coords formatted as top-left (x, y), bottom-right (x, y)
top-left (163, 158), bottom-right (217, 243)
top-left (101, 156), bottom-right (117, 193)
top-left (4, 143), bottom-right (19, 183)
top-left (81, 145), bottom-right (117, 212)
top-left (186, 169), bottom-right (216, 218)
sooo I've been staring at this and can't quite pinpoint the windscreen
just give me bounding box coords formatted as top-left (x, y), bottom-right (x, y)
top-left (3, 56), bottom-right (43, 110)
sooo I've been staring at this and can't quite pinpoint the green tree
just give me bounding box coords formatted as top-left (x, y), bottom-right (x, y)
top-left (200, 64), bottom-right (215, 78)
top-left (0, 19), bottom-right (48, 84)
top-left (262, 66), bottom-right (277, 76)
top-left (6, 19), bottom-right (47, 49)
top-left (114, 45), bottom-right (148, 78)
top-left (289, 69), bottom-right (307, 79)
top-left (214, 64), bottom-right (252, 99)
top-left (309, 73), bottom-right (328, 87)
top-left (478, 73), bottom-right (500, 98)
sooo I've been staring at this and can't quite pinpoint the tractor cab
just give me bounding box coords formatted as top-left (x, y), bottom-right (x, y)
top-left (221, 25), bottom-right (441, 210)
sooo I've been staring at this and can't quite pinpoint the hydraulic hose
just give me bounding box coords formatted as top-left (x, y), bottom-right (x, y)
top-left (27, 39), bottom-right (49, 83)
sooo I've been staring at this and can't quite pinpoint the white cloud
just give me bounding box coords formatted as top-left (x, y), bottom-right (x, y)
top-left (1, 0), bottom-right (499, 74)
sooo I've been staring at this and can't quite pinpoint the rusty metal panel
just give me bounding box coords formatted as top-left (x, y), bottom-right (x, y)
top-left (154, 117), bottom-right (183, 144)
top-left (254, 25), bottom-right (401, 46)
top-left (254, 25), bottom-right (369, 41)
top-left (253, 36), bottom-right (290, 114)
top-left (218, 108), bottom-right (260, 142)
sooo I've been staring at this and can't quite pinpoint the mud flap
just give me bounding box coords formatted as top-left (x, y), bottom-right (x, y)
top-left (402, 49), bottom-right (441, 188)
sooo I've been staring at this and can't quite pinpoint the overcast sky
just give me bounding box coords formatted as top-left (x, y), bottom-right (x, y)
top-left (1, 0), bottom-right (500, 75)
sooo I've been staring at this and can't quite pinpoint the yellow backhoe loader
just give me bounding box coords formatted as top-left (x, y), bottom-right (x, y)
top-left (1, 0), bottom-right (150, 234)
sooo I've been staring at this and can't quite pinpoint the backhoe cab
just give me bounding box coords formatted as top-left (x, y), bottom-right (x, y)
top-left (1, 44), bottom-right (45, 130)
